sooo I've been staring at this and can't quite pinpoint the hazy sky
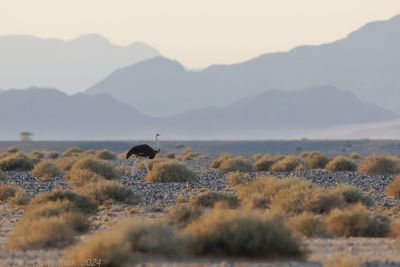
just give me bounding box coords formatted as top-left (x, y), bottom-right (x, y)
top-left (1, 0), bottom-right (400, 68)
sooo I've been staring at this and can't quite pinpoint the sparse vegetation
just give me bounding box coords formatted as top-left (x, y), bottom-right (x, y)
top-left (31, 160), bottom-right (61, 181)
top-left (95, 149), bottom-right (117, 160)
top-left (357, 155), bottom-right (399, 175)
top-left (190, 191), bottom-right (239, 208)
top-left (167, 204), bottom-right (203, 227)
top-left (325, 204), bottom-right (390, 237)
top-left (0, 184), bottom-right (31, 205)
top-left (145, 160), bottom-right (197, 183)
top-left (270, 155), bottom-right (304, 172)
top-left (71, 156), bottom-right (118, 179)
top-left (218, 157), bottom-right (253, 173)
top-left (225, 171), bottom-right (252, 187)
top-left (185, 209), bottom-right (304, 257)
top-left (326, 156), bottom-right (357, 172)
top-left (0, 152), bottom-right (34, 171)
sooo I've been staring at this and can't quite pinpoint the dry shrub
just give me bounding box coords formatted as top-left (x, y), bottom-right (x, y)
top-left (0, 152), bottom-right (34, 171)
top-left (7, 217), bottom-right (75, 250)
top-left (325, 204), bottom-right (390, 237)
top-left (62, 147), bottom-right (83, 157)
top-left (305, 152), bottom-right (329, 169)
top-left (190, 191), bottom-right (239, 208)
top-left (78, 180), bottom-right (142, 205)
top-left (225, 171), bottom-right (252, 187)
top-left (270, 155), bottom-right (304, 172)
top-left (181, 149), bottom-right (201, 161)
top-left (167, 204), bottom-right (203, 227)
top-left (287, 212), bottom-right (326, 237)
top-left (165, 152), bottom-right (175, 159)
top-left (332, 184), bottom-right (371, 205)
top-left (6, 147), bottom-right (19, 154)
top-left (326, 156), bottom-right (357, 172)
top-left (350, 153), bottom-right (362, 160)
top-left (31, 189), bottom-right (96, 213)
top-left (186, 209), bottom-right (304, 257)
top-left (386, 176), bottom-right (400, 198)
top-left (210, 153), bottom-right (234, 169)
top-left (72, 156), bottom-right (118, 179)
top-left (218, 157), bottom-right (253, 173)
top-left (31, 150), bottom-right (44, 159)
top-left (57, 156), bottom-right (79, 172)
top-left (115, 165), bottom-right (131, 176)
top-left (145, 161), bottom-right (197, 183)
top-left (0, 170), bottom-right (9, 181)
top-left (95, 149), bottom-right (117, 160)
top-left (65, 168), bottom-right (104, 187)
top-left (324, 256), bottom-right (362, 267)
top-left (254, 155), bottom-right (276, 171)
top-left (242, 193), bottom-right (270, 209)
top-left (357, 155), bottom-right (399, 175)
top-left (0, 184), bottom-right (30, 205)
top-left (45, 151), bottom-right (60, 159)
top-left (60, 212), bottom-right (90, 233)
top-left (64, 230), bottom-right (133, 267)
top-left (31, 160), bottom-right (61, 181)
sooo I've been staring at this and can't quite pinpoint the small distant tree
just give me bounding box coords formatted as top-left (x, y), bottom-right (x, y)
top-left (20, 131), bottom-right (33, 142)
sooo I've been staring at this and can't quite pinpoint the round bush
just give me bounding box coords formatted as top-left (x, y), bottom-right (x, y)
top-left (254, 156), bottom-right (276, 171)
top-left (31, 160), bottom-right (61, 181)
top-left (270, 156), bottom-right (303, 172)
top-left (218, 157), bottom-right (253, 173)
top-left (325, 156), bottom-right (357, 172)
top-left (186, 210), bottom-right (304, 257)
top-left (225, 171), bottom-right (252, 187)
top-left (72, 156), bottom-right (118, 179)
top-left (190, 191), bottom-right (239, 208)
top-left (357, 155), bottom-right (399, 176)
top-left (145, 161), bottom-right (197, 183)
top-left (95, 149), bottom-right (117, 160)
top-left (0, 152), bottom-right (34, 171)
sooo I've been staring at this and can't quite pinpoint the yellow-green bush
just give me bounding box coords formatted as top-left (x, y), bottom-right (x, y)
top-left (0, 152), bottom-right (34, 171)
top-left (0, 184), bottom-right (31, 205)
top-left (190, 191), bottom-right (239, 208)
top-left (31, 160), bottom-right (61, 181)
top-left (254, 155), bottom-right (276, 171)
top-left (78, 180), bottom-right (142, 205)
top-left (225, 171), bottom-right (252, 187)
top-left (6, 217), bottom-right (75, 250)
top-left (185, 209), bottom-right (304, 257)
top-left (357, 155), bottom-right (399, 175)
top-left (95, 149), bottom-right (117, 160)
top-left (326, 156), bottom-right (357, 172)
top-left (325, 204), bottom-right (390, 237)
top-left (270, 156), bottom-right (304, 172)
top-left (71, 156), bottom-right (118, 179)
top-left (167, 204), bottom-right (203, 227)
top-left (218, 157), bottom-right (253, 173)
top-left (145, 161), bottom-right (197, 183)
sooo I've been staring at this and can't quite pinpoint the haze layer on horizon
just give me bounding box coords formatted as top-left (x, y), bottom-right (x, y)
top-left (1, 0), bottom-right (400, 68)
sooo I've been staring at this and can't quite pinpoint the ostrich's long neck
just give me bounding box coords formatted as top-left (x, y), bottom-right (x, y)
top-left (155, 135), bottom-right (160, 152)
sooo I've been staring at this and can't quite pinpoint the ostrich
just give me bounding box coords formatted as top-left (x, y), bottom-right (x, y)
top-left (126, 133), bottom-right (160, 174)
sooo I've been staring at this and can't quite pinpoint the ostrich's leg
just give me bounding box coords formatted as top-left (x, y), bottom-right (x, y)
top-left (145, 158), bottom-right (150, 174)
top-left (131, 156), bottom-right (139, 175)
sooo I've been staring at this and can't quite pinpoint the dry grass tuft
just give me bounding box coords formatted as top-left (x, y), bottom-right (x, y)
top-left (270, 155), bottom-right (304, 172)
top-left (145, 161), bottom-right (197, 183)
top-left (62, 147), bottom-right (83, 157)
top-left (65, 168), bottom-right (104, 187)
top-left (185, 209), bottom-right (304, 257)
top-left (287, 212), bottom-right (326, 237)
top-left (254, 155), bottom-right (276, 171)
top-left (95, 149), bottom-right (117, 160)
top-left (71, 156), bottom-right (118, 179)
top-left (167, 204), bottom-right (203, 227)
top-left (326, 156), bottom-right (357, 172)
top-left (325, 204), bottom-right (390, 237)
top-left (331, 184), bottom-right (371, 205)
top-left (225, 171), bottom-right (252, 187)
top-left (304, 152), bottom-right (329, 169)
top-left (57, 156), bottom-right (79, 172)
top-left (31, 160), bottom-right (61, 181)
top-left (78, 180), bottom-right (142, 205)
top-left (0, 184), bottom-right (31, 205)
top-left (190, 191), bottom-right (239, 208)
top-left (357, 155), bottom-right (399, 175)
top-left (0, 152), bottom-right (34, 171)
top-left (386, 176), bottom-right (400, 198)
top-left (6, 217), bottom-right (75, 250)
top-left (218, 157), bottom-right (253, 173)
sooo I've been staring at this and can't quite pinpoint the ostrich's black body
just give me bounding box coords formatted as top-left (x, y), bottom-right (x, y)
top-left (126, 144), bottom-right (159, 159)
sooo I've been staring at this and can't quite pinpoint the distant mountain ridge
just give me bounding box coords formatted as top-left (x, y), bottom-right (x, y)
top-left (0, 86), bottom-right (397, 140)
top-left (87, 15), bottom-right (400, 116)
top-left (0, 34), bottom-right (159, 93)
